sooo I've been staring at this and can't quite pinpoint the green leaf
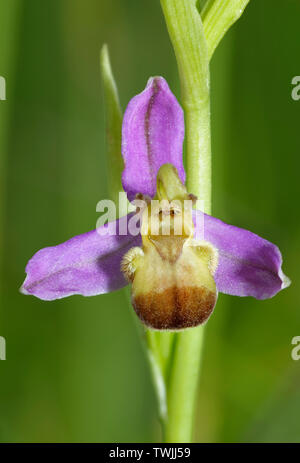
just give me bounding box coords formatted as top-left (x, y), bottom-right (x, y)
top-left (201, 0), bottom-right (251, 59)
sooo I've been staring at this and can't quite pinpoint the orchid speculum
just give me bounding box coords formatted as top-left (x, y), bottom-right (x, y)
top-left (21, 76), bottom-right (289, 324)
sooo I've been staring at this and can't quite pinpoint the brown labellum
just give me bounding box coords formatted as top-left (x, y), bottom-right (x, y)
top-left (132, 285), bottom-right (217, 330)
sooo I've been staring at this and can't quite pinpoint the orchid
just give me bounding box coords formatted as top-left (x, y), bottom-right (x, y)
top-left (20, 0), bottom-right (291, 444)
top-left (21, 76), bottom-right (290, 323)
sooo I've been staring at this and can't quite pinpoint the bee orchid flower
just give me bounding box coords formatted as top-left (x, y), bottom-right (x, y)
top-left (21, 77), bottom-right (290, 330)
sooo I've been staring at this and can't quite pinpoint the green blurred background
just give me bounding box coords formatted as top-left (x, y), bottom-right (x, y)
top-left (0, 0), bottom-right (299, 443)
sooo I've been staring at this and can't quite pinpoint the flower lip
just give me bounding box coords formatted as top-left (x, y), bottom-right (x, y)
top-left (132, 285), bottom-right (217, 330)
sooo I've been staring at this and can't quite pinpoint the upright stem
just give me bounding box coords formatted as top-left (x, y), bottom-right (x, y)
top-left (160, 0), bottom-right (211, 443)
top-left (159, 0), bottom-right (251, 442)
top-left (161, 0), bottom-right (211, 212)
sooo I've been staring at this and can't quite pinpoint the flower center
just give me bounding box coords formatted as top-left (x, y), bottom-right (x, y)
top-left (121, 163), bottom-right (219, 330)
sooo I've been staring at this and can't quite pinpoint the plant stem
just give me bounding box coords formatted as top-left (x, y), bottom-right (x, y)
top-left (160, 0), bottom-right (210, 443)
top-left (159, 0), bottom-right (251, 443)
top-left (161, 0), bottom-right (211, 212)
top-left (165, 327), bottom-right (205, 442)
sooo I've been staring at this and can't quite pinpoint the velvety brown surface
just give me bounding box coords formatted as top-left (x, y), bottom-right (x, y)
top-left (132, 285), bottom-right (217, 330)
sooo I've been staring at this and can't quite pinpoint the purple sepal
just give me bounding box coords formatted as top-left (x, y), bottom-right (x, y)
top-left (193, 210), bottom-right (290, 299)
top-left (122, 76), bottom-right (185, 201)
top-left (21, 214), bottom-right (141, 301)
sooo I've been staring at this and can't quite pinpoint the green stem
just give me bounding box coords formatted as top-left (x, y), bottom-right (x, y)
top-left (165, 327), bottom-right (205, 442)
top-left (161, 0), bottom-right (211, 212)
top-left (160, 0), bottom-right (210, 443)
top-left (159, 0), bottom-right (251, 443)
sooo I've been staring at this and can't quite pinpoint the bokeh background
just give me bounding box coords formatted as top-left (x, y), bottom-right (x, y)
top-left (0, 0), bottom-right (299, 443)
